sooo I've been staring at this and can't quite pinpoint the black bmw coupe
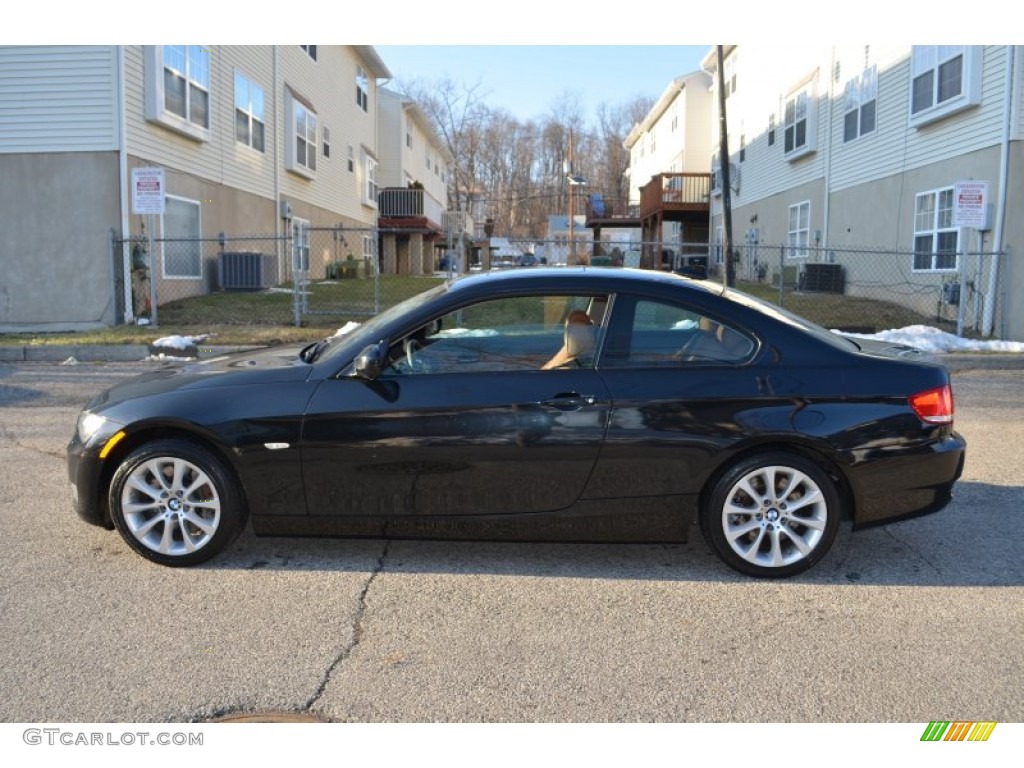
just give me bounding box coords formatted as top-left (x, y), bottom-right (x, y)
top-left (68, 268), bottom-right (965, 577)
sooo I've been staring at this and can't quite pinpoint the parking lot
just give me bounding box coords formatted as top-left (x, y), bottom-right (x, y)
top-left (0, 359), bottom-right (1021, 723)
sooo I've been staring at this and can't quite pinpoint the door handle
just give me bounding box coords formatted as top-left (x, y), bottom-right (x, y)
top-left (541, 393), bottom-right (597, 411)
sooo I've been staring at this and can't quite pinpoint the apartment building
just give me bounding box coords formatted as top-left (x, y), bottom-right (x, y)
top-left (702, 45), bottom-right (1023, 340)
top-left (620, 70), bottom-right (713, 267)
top-left (0, 45), bottom-right (390, 330)
top-left (376, 87), bottom-right (452, 274)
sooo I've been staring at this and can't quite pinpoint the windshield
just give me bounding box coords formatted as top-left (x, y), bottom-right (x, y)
top-left (316, 282), bottom-right (451, 362)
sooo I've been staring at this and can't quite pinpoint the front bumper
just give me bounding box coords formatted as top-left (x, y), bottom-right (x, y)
top-left (67, 432), bottom-right (112, 528)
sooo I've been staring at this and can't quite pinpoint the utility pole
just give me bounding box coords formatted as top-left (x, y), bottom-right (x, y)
top-left (717, 45), bottom-right (736, 288)
top-left (567, 128), bottom-right (575, 266)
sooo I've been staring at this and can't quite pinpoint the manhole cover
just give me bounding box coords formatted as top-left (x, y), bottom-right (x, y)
top-left (211, 711), bottom-right (327, 723)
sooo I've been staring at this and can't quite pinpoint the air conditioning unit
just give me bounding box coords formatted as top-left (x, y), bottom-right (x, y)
top-left (219, 252), bottom-right (268, 291)
top-left (800, 263), bottom-right (845, 294)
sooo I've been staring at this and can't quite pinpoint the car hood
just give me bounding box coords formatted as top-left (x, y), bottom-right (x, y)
top-left (85, 344), bottom-right (312, 412)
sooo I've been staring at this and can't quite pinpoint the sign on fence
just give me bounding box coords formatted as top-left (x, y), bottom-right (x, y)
top-left (953, 180), bottom-right (988, 229)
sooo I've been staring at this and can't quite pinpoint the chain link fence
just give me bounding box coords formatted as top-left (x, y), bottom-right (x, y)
top-left (113, 230), bottom-right (1004, 338)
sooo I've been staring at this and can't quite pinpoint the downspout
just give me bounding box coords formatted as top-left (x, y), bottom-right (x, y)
top-left (821, 47), bottom-right (836, 260)
top-left (272, 45), bottom-right (281, 271)
top-left (116, 45), bottom-right (132, 323)
top-left (983, 44), bottom-right (1015, 337)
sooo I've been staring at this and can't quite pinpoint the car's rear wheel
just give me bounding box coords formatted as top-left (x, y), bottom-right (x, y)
top-left (701, 453), bottom-right (840, 578)
top-left (109, 439), bottom-right (244, 567)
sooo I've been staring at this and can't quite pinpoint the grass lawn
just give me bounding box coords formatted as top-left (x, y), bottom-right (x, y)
top-left (1, 273), bottom-right (958, 348)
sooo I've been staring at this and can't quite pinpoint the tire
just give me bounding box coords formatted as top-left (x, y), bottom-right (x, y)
top-left (700, 452), bottom-right (840, 578)
top-left (109, 439), bottom-right (245, 567)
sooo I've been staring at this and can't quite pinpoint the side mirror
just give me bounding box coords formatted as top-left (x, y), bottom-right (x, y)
top-left (352, 340), bottom-right (387, 380)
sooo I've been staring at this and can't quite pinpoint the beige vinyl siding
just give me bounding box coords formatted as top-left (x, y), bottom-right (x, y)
top-left (714, 46), bottom-right (831, 208)
top-left (831, 46), bottom-right (1012, 192)
top-left (124, 46), bottom-right (275, 202)
top-left (377, 89), bottom-right (403, 186)
top-left (0, 45), bottom-right (118, 153)
top-left (1015, 47), bottom-right (1024, 140)
top-left (278, 45), bottom-right (379, 225)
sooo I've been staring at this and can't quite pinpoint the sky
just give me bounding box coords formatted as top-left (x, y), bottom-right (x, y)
top-left (374, 45), bottom-right (711, 124)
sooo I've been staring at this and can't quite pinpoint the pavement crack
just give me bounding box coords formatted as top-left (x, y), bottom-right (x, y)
top-left (303, 540), bottom-right (391, 712)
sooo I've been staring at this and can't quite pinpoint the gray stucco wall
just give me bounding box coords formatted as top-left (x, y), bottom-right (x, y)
top-left (0, 152), bottom-right (121, 331)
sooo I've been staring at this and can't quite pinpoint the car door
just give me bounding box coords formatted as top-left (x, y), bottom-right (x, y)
top-left (301, 293), bottom-right (612, 517)
top-left (583, 293), bottom-right (760, 500)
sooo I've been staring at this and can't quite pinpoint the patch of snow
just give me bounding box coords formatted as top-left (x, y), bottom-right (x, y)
top-left (151, 334), bottom-right (206, 350)
top-left (838, 325), bottom-right (1024, 354)
top-left (436, 328), bottom-right (499, 338)
top-left (333, 321), bottom-right (361, 337)
top-left (60, 356), bottom-right (79, 366)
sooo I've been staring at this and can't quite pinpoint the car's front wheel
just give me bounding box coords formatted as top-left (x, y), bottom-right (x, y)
top-left (109, 439), bottom-right (245, 567)
top-left (701, 453), bottom-right (840, 578)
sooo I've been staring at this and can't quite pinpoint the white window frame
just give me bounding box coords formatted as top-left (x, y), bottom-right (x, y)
top-left (356, 64), bottom-right (369, 112)
top-left (160, 195), bottom-right (203, 280)
top-left (234, 71), bottom-right (265, 152)
top-left (363, 149), bottom-right (378, 207)
top-left (843, 65), bottom-right (877, 143)
top-left (322, 126), bottom-right (331, 159)
top-left (285, 91), bottom-right (317, 179)
top-left (909, 46), bottom-right (983, 128)
top-left (913, 187), bottom-right (960, 272)
top-left (292, 217), bottom-right (310, 274)
top-left (300, 45), bottom-right (317, 61)
top-left (783, 75), bottom-right (817, 161)
top-left (144, 46), bottom-right (211, 142)
top-left (787, 201), bottom-right (811, 260)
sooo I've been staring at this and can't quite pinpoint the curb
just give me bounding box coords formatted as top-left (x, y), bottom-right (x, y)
top-left (0, 344), bottom-right (261, 363)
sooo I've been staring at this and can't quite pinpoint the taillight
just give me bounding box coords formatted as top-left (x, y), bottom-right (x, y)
top-left (909, 384), bottom-right (954, 424)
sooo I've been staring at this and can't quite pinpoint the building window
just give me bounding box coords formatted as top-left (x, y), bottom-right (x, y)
top-left (292, 217), bottom-right (310, 273)
top-left (723, 51), bottom-right (738, 97)
top-left (787, 201), bottom-right (810, 259)
top-left (843, 65), bottom-right (877, 142)
top-left (286, 91), bottom-right (317, 178)
top-left (363, 234), bottom-right (375, 262)
top-left (144, 46), bottom-right (211, 141)
top-left (234, 72), bottom-right (265, 152)
top-left (322, 126), bottom-right (331, 158)
top-left (300, 45), bottom-right (317, 61)
top-left (739, 134), bottom-right (746, 162)
top-left (161, 196), bottom-right (202, 279)
top-left (406, 131), bottom-right (412, 149)
top-left (363, 150), bottom-right (378, 205)
top-left (784, 77), bottom-right (817, 160)
top-left (913, 188), bottom-right (959, 272)
top-left (348, 145), bottom-right (355, 173)
top-left (356, 64), bottom-right (368, 112)
top-left (910, 46), bottom-right (982, 127)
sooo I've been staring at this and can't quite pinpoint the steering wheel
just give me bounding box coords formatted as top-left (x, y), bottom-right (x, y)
top-left (403, 338), bottom-right (423, 371)
top-left (672, 331), bottom-right (702, 362)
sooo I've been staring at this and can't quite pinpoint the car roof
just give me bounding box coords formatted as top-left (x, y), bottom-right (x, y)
top-left (445, 266), bottom-right (723, 296)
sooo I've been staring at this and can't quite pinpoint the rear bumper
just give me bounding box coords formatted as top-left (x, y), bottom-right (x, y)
top-left (850, 431), bottom-right (966, 528)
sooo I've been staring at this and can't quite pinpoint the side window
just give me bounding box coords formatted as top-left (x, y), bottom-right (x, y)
top-left (602, 298), bottom-right (755, 367)
top-left (383, 294), bottom-right (607, 375)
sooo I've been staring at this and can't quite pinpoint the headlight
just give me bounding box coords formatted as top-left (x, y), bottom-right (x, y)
top-left (77, 412), bottom-right (108, 443)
